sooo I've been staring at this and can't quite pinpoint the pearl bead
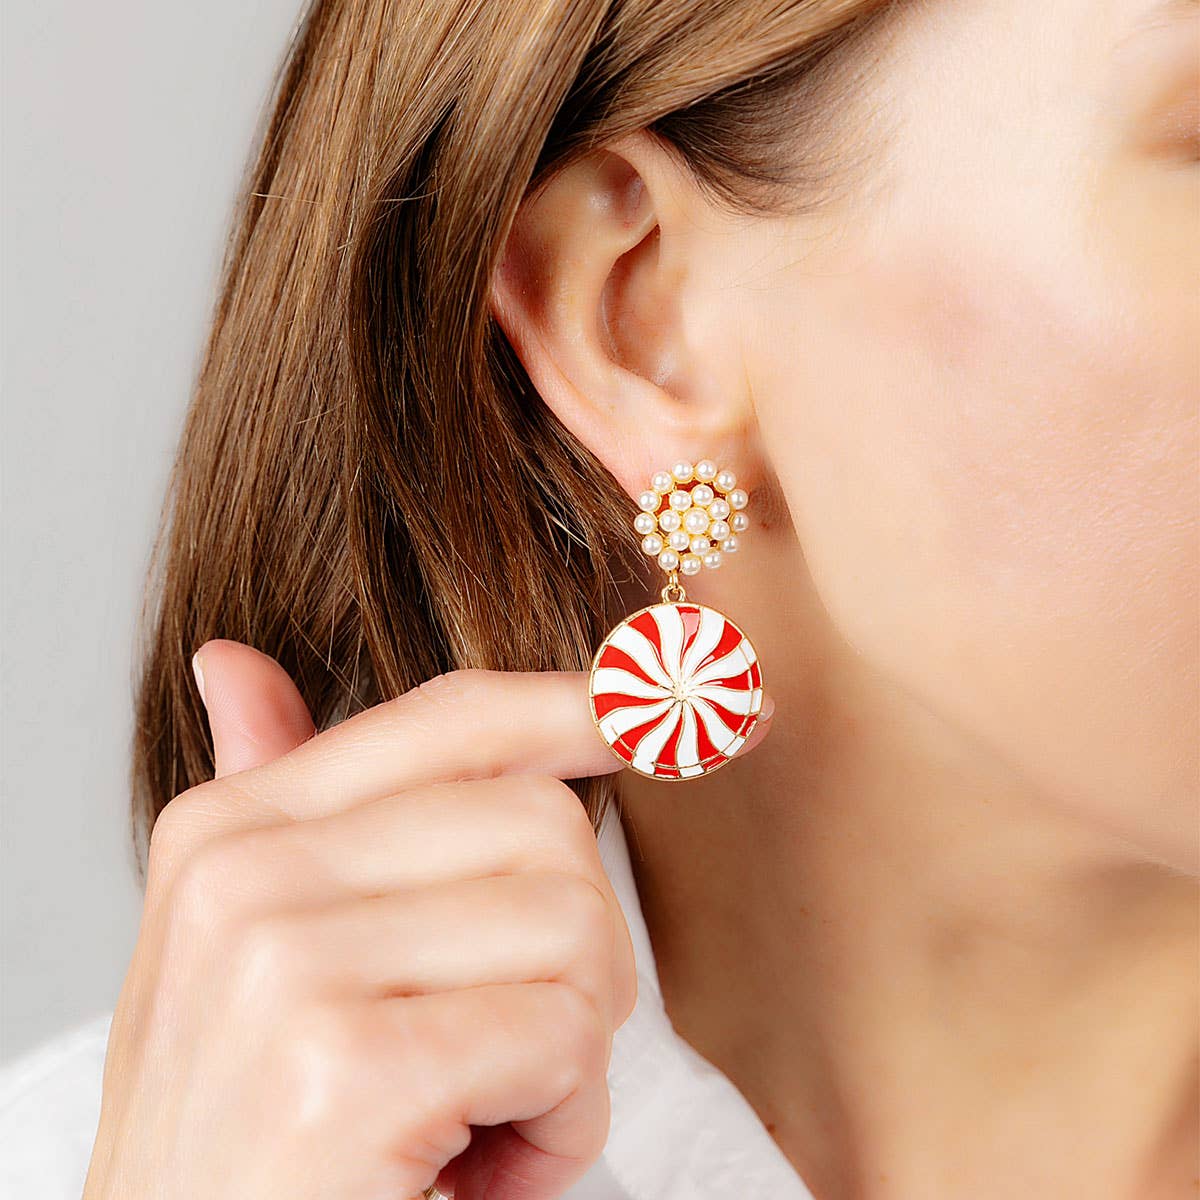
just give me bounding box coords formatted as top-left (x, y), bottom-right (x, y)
top-left (641, 533), bottom-right (664, 556)
top-left (633, 512), bottom-right (657, 535)
top-left (680, 553), bottom-right (703, 576)
top-left (658, 509), bottom-right (682, 532)
top-left (709, 519), bottom-right (730, 541)
top-left (650, 470), bottom-right (674, 494)
top-left (669, 489), bottom-right (692, 512)
top-left (721, 535), bottom-right (739, 554)
top-left (657, 549), bottom-right (680, 572)
top-left (668, 530), bottom-right (691, 552)
top-left (689, 534), bottom-right (711, 554)
top-left (694, 459), bottom-right (717, 483)
top-left (637, 490), bottom-right (660, 512)
top-left (683, 507), bottom-right (710, 536)
top-left (728, 488), bottom-right (748, 510)
top-left (714, 469), bottom-right (737, 492)
top-left (690, 483), bottom-right (715, 506)
top-left (702, 549), bottom-right (723, 570)
top-left (670, 461), bottom-right (694, 483)
top-left (707, 498), bottom-right (730, 521)
top-left (730, 512), bottom-right (750, 533)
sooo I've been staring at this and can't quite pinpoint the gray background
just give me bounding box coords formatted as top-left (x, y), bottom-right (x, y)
top-left (2, 0), bottom-right (303, 1062)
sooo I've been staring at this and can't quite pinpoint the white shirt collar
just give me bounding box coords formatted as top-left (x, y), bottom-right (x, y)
top-left (593, 800), bottom-right (815, 1200)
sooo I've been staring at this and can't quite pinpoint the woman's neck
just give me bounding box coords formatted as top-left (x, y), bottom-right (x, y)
top-left (615, 625), bottom-right (1199, 1200)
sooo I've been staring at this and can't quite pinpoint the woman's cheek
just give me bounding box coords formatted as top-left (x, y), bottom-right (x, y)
top-left (758, 218), bottom-right (1197, 866)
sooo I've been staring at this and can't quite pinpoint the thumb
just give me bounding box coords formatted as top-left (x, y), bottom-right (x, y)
top-left (191, 639), bottom-right (317, 778)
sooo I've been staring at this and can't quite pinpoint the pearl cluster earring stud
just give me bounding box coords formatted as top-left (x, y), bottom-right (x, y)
top-left (632, 459), bottom-right (750, 578)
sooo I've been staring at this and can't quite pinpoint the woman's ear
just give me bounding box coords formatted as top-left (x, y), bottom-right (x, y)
top-left (488, 130), bottom-right (763, 502)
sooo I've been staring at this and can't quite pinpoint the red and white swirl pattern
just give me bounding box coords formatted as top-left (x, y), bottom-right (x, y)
top-left (589, 602), bottom-right (763, 780)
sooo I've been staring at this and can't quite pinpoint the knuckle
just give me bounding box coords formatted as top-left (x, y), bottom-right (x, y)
top-left (614, 932), bottom-right (639, 1026)
top-left (146, 785), bottom-right (208, 881)
top-left (521, 776), bottom-right (594, 847)
top-left (553, 873), bottom-right (613, 954)
top-left (543, 982), bottom-right (609, 1094)
top-left (387, 1009), bottom-right (445, 1105)
top-left (229, 914), bottom-right (303, 1002)
top-left (387, 669), bottom-right (498, 759)
top-left (163, 833), bottom-right (241, 937)
top-left (545, 873), bottom-right (628, 1029)
top-left (274, 1005), bottom-right (365, 1125)
top-left (579, 1083), bottom-right (614, 1162)
top-left (411, 667), bottom-right (490, 708)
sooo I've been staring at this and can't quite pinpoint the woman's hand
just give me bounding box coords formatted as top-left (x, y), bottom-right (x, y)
top-left (83, 640), bottom-right (771, 1200)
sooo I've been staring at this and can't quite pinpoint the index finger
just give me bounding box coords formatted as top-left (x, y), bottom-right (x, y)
top-left (231, 669), bottom-right (622, 821)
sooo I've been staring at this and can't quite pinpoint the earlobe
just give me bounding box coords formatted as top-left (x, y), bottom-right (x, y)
top-left (488, 132), bottom-right (760, 502)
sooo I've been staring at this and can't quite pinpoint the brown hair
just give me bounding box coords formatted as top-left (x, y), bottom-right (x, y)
top-left (130, 0), bottom-right (894, 859)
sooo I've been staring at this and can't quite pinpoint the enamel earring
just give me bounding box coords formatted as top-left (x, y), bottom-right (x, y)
top-left (588, 459), bottom-right (764, 780)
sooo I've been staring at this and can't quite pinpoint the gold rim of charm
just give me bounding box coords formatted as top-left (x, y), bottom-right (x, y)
top-left (587, 598), bottom-right (764, 781)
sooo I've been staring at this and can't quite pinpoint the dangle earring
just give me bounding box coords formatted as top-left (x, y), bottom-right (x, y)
top-left (588, 459), bottom-right (764, 780)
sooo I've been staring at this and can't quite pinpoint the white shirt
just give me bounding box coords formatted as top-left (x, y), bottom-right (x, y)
top-left (0, 802), bottom-right (813, 1199)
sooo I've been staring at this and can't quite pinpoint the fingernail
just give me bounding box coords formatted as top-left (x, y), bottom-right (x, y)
top-left (191, 650), bottom-right (207, 706)
top-left (760, 692), bottom-right (775, 721)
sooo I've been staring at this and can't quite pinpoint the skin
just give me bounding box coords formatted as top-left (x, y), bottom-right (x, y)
top-left (490, 0), bottom-right (1199, 1196)
top-left (87, 652), bottom-right (772, 1200)
top-left (89, 0), bottom-right (1195, 1197)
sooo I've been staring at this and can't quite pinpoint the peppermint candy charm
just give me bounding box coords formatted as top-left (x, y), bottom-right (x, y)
top-left (589, 601), bottom-right (763, 780)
